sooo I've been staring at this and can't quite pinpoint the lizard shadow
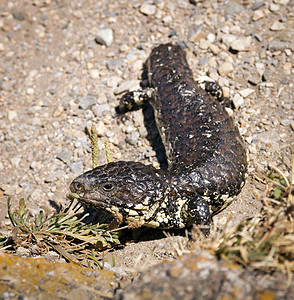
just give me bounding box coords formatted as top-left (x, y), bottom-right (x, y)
top-left (116, 63), bottom-right (168, 171)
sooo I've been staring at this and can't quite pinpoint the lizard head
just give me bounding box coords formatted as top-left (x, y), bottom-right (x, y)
top-left (70, 161), bottom-right (166, 219)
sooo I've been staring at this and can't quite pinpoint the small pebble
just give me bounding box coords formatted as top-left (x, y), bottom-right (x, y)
top-left (12, 9), bottom-right (25, 21)
top-left (126, 131), bottom-right (140, 146)
top-left (27, 87), bottom-right (35, 95)
top-left (89, 69), bottom-right (99, 79)
top-left (290, 121), bottom-right (294, 131)
top-left (252, 1), bottom-right (264, 10)
top-left (269, 3), bottom-right (280, 11)
top-left (79, 95), bottom-right (97, 110)
top-left (96, 120), bottom-right (107, 136)
top-left (248, 70), bottom-right (261, 85)
top-left (268, 40), bottom-right (290, 51)
top-left (239, 88), bottom-right (255, 98)
top-left (107, 58), bottom-right (122, 70)
top-left (270, 21), bottom-right (285, 31)
top-left (107, 76), bottom-right (122, 88)
top-left (273, 0), bottom-right (289, 4)
top-left (225, 2), bottom-right (244, 15)
top-left (252, 10), bottom-right (264, 21)
top-left (10, 156), bottom-right (21, 168)
top-left (52, 105), bottom-right (64, 117)
top-left (113, 80), bottom-right (140, 95)
top-left (280, 119), bottom-right (292, 127)
top-left (187, 25), bottom-right (205, 42)
top-left (68, 161), bottom-right (84, 174)
top-left (232, 94), bottom-right (245, 109)
top-left (92, 103), bottom-right (110, 117)
top-left (7, 110), bottom-right (17, 121)
top-left (139, 3), bottom-right (156, 16)
top-left (262, 69), bottom-right (271, 81)
top-left (95, 28), bottom-right (114, 47)
top-left (218, 62), bottom-right (234, 76)
top-left (230, 37), bottom-right (252, 52)
top-left (56, 151), bottom-right (73, 164)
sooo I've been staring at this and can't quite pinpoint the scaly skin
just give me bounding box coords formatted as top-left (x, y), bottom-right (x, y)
top-left (70, 43), bottom-right (247, 230)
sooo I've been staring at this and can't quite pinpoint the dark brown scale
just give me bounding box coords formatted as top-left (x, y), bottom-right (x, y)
top-left (70, 43), bottom-right (247, 231)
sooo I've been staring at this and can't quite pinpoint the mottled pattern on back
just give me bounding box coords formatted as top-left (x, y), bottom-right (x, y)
top-left (147, 44), bottom-right (247, 212)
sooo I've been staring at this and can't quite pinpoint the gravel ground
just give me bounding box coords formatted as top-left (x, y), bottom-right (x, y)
top-left (0, 0), bottom-right (293, 298)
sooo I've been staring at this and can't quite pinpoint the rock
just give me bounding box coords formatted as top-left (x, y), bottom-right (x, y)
top-left (198, 54), bottom-right (208, 67)
top-left (106, 58), bottom-right (122, 70)
top-left (230, 37), bottom-right (252, 52)
top-left (269, 3), bottom-right (280, 12)
top-left (7, 110), bottom-right (17, 121)
top-left (232, 94), bottom-right (245, 109)
top-left (268, 40), bottom-right (290, 51)
top-left (139, 3), bottom-right (156, 16)
top-left (68, 161), bottom-right (84, 174)
top-left (12, 9), bottom-right (25, 21)
top-left (30, 161), bottom-right (42, 171)
top-left (273, 0), bottom-right (289, 4)
top-left (247, 69), bottom-right (261, 85)
top-left (256, 131), bottom-right (280, 143)
top-left (239, 88), bottom-right (255, 98)
top-left (115, 251), bottom-right (289, 300)
top-left (0, 81), bottom-right (12, 90)
top-left (92, 103), bottom-right (110, 117)
top-left (44, 171), bottom-right (61, 183)
top-left (270, 21), bottom-right (285, 31)
top-left (26, 87), bottom-right (34, 95)
top-left (56, 151), bottom-right (73, 164)
top-left (188, 25), bottom-right (206, 42)
top-left (95, 28), bottom-right (114, 47)
top-left (290, 121), bottom-right (294, 131)
top-left (252, 10), bottom-right (264, 21)
top-left (280, 119), bottom-right (292, 126)
top-left (96, 120), bottom-right (107, 136)
top-left (10, 156), bottom-right (21, 168)
top-left (126, 131), bottom-right (140, 146)
top-left (79, 95), bottom-right (97, 110)
top-left (262, 69), bottom-right (271, 81)
top-left (89, 69), bottom-right (99, 79)
top-left (107, 76), bottom-right (122, 88)
top-left (113, 80), bottom-right (140, 95)
top-left (199, 39), bottom-right (210, 50)
top-left (209, 44), bottom-right (220, 55)
top-left (221, 34), bottom-right (237, 47)
top-left (252, 1), bottom-right (264, 10)
top-left (207, 33), bottom-right (216, 43)
top-left (52, 105), bottom-right (64, 117)
top-left (218, 62), bottom-right (234, 76)
top-left (225, 2), bottom-right (244, 15)
top-left (0, 252), bottom-right (118, 299)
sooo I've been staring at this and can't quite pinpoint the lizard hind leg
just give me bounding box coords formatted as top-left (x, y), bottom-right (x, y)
top-left (119, 87), bottom-right (155, 113)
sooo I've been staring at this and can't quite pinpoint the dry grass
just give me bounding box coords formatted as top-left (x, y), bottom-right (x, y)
top-left (0, 196), bottom-right (120, 268)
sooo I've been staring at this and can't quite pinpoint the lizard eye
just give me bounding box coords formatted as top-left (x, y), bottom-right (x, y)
top-left (73, 182), bottom-right (83, 191)
top-left (102, 183), bottom-right (115, 191)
